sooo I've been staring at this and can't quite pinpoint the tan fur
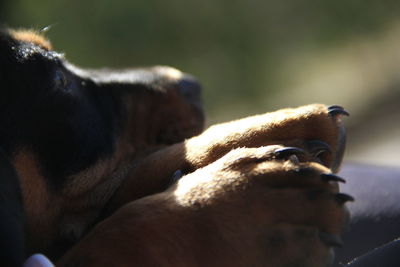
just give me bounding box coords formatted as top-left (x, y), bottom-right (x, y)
top-left (11, 142), bottom-right (136, 256)
top-left (184, 104), bottom-right (340, 167)
top-left (9, 29), bottom-right (52, 50)
top-left (58, 104), bottom-right (349, 266)
top-left (13, 150), bottom-right (59, 253)
top-left (110, 104), bottom-right (343, 209)
top-left (59, 145), bottom-right (347, 267)
top-left (3, 32), bottom-right (348, 265)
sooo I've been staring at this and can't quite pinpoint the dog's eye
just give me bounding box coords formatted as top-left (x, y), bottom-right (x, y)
top-left (54, 70), bottom-right (68, 89)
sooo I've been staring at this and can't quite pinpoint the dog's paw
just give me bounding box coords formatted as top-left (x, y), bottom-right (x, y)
top-left (59, 145), bottom-right (351, 266)
top-left (171, 145), bottom-right (351, 266)
top-left (108, 104), bottom-right (348, 211)
top-left (186, 104), bottom-right (348, 173)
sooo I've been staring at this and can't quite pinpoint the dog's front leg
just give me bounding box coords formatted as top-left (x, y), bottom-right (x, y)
top-left (59, 145), bottom-right (351, 267)
top-left (108, 104), bottom-right (347, 212)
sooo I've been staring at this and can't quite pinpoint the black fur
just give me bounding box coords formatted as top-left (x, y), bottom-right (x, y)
top-left (0, 148), bottom-right (24, 267)
top-left (0, 28), bottom-right (203, 260)
top-left (0, 29), bottom-right (118, 188)
top-left (0, 28), bottom-right (203, 190)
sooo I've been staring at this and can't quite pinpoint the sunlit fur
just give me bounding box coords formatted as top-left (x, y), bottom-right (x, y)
top-left (0, 28), bottom-right (349, 267)
top-left (9, 29), bottom-right (52, 50)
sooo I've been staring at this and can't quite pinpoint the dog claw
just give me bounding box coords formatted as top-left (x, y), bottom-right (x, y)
top-left (319, 232), bottom-right (344, 247)
top-left (335, 193), bottom-right (355, 204)
top-left (288, 155), bottom-right (300, 164)
top-left (306, 140), bottom-right (332, 158)
top-left (327, 105), bottom-right (350, 117)
top-left (320, 173), bottom-right (346, 183)
top-left (274, 147), bottom-right (305, 159)
top-left (171, 169), bottom-right (183, 184)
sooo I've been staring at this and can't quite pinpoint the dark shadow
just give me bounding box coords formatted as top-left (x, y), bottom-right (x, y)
top-left (0, 148), bottom-right (25, 266)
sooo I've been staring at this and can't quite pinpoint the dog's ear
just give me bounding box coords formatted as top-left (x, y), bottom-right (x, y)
top-left (0, 148), bottom-right (25, 267)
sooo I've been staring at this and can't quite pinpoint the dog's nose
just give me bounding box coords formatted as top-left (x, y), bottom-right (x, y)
top-left (177, 74), bottom-right (202, 106)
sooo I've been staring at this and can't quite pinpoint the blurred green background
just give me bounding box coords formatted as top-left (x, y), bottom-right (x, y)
top-left (2, 0), bottom-right (400, 165)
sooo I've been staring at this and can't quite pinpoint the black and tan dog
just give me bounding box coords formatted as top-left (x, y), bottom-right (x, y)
top-left (0, 28), bottom-right (351, 266)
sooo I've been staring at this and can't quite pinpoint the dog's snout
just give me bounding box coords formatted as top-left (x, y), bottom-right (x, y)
top-left (152, 66), bottom-right (202, 105)
top-left (177, 74), bottom-right (202, 105)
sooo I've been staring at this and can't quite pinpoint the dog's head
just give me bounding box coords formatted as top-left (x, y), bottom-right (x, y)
top-left (0, 28), bottom-right (204, 260)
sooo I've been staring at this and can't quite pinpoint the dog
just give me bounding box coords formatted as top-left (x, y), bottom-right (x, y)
top-left (0, 28), bottom-right (352, 266)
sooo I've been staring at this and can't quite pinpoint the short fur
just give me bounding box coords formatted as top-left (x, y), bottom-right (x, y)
top-left (0, 29), bottom-right (350, 266)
